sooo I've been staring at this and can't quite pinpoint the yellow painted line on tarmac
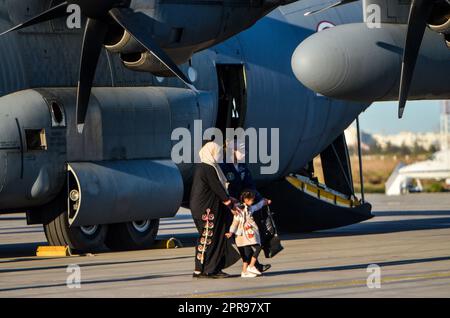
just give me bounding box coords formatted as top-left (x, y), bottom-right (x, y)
top-left (189, 271), bottom-right (450, 298)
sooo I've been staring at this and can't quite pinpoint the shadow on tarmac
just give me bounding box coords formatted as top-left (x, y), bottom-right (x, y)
top-left (282, 210), bottom-right (450, 240)
top-left (264, 255), bottom-right (450, 277)
top-left (1, 210), bottom-right (449, 259)
top-left (0, 272), bottom-right (189, 293)
top-left (0, 255), bottom-right (193, 272)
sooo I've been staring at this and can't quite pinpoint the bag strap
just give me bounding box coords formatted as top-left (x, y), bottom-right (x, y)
top-left (266, 206), bottom-right (279, 234)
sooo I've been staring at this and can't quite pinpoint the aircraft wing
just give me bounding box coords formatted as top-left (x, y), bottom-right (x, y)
top-left (304, 0), bottom-right (411, 23)
top-left (298, 0), bottom-right (450, 118)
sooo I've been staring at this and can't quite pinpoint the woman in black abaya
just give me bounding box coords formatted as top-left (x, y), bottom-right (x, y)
top-left (190, 142), bottom-right (240, 278)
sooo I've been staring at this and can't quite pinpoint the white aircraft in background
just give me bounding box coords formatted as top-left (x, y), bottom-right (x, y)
top-left (385, 150), bottom-right (450, 196)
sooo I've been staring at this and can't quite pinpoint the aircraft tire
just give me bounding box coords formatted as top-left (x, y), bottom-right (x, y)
top-left (42, 196), bottom-right (108, 252)
top-left (104, 219), bottom-right (159, 251)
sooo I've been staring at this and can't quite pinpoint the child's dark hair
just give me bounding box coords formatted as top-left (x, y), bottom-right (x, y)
top-left (240, 189), bottom-right (256, 202)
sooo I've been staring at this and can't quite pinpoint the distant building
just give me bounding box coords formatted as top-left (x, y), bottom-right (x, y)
top-left (344, 126), bottom-right (439, 152)
top-left (344, 126), bottom-right (376, 151)
top-left (372, 131), bottom-right (441, 151)
top-left (346, 101), bottom-right (449, 152)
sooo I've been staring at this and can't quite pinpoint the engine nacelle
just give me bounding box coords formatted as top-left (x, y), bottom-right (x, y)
top-left (120, 49), bottom-right (193, 76)
top-left (102, 0), bottom-right (297, 76)
top-left (67, 160), bottom-right (183, 227)
top-left (428, 4), bottom-right (450, 34)
top-left (292, 23), bottom-right (450, 102)
top-left (429, 18), bottom-right (450, 34)
top-left (104, 28), bottom-right (144, 54)
top-left (0, 87), bottom-right (216, 217)
top-left (428, 11), bottom-right (450, 47)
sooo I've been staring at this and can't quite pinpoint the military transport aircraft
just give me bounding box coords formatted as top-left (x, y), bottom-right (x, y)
top-left (0, 0), bottom-right (449, 252)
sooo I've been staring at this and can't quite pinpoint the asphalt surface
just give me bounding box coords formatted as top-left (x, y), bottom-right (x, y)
top-left (1, 193), bottom-right (450, 298)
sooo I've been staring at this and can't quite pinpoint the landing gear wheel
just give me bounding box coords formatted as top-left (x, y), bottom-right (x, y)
top-left (105, 219), bottom-right (160, 251)
top-left (42, 196), bottom-right (108, 253)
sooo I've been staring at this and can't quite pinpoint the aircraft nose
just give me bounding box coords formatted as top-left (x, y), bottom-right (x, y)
top-left (291, 31), bottom-right (348, 97)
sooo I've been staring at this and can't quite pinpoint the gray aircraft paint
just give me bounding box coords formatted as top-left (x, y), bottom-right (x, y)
top-left (67, 159), bottom-right (184, 227)
top-left (0, 1), bottom-right (368, 217)
top-left (293, 23), bottom-right (450, 102)
top-left (0, 0), bottom-right (447, 231)
top-left (0, 0), bottom-right (369, 210)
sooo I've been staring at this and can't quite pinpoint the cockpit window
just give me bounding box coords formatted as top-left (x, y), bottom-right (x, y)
top-left (25, 129), bottom-right (47, 151)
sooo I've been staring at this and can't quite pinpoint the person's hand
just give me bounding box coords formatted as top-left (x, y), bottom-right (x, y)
top-left (264, 198), bottom-right (272, 205)
top-left (225, 233), bottom-right (233, 239)
top-left (223, 199), bottom-right (232, 207)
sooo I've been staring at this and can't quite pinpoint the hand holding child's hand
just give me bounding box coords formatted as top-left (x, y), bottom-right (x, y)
top-left (225, 233), bottom-right (233, 239)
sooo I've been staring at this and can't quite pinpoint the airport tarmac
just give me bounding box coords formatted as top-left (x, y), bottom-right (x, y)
top-left (0, 193), bottom-right (450, 298)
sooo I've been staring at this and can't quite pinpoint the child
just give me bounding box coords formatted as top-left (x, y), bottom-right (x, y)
top-left (225, 190), bottom-right (271, 278)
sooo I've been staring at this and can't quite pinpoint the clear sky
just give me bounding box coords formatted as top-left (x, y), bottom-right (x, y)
top-left (358, 100), bottom-right (443, 135)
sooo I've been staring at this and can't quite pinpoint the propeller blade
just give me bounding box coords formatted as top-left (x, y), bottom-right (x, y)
top-left (398, 0), bottom-right (434, 118)
top-left (0, 2), bottom-right (69, 36)
top-left (108, 8), bottom-right (194, 89)
top-left (304, 0), bottom-right (358, 16)
top-left (76, 18), bottom-right (109, 133)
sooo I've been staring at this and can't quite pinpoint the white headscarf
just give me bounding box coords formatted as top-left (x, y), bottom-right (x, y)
top-left (199, 142), bottom-right (229, 193)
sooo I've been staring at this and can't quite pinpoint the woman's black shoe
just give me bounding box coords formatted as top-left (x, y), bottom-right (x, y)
top-left (194, 272), bottom-right (229, 279)
top-left (256, 263), bottom-right (271, 273)
top-left (214, 271), bottom-right (230, 278)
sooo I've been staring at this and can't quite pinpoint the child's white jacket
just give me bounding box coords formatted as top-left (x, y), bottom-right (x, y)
top-left (229, 200), bottom-right (265, 247)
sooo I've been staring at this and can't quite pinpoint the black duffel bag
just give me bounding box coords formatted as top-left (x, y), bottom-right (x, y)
top-left (253, 206), bottom-right (284, 258)
top-left (263, 207), bottom-right (284, 258)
